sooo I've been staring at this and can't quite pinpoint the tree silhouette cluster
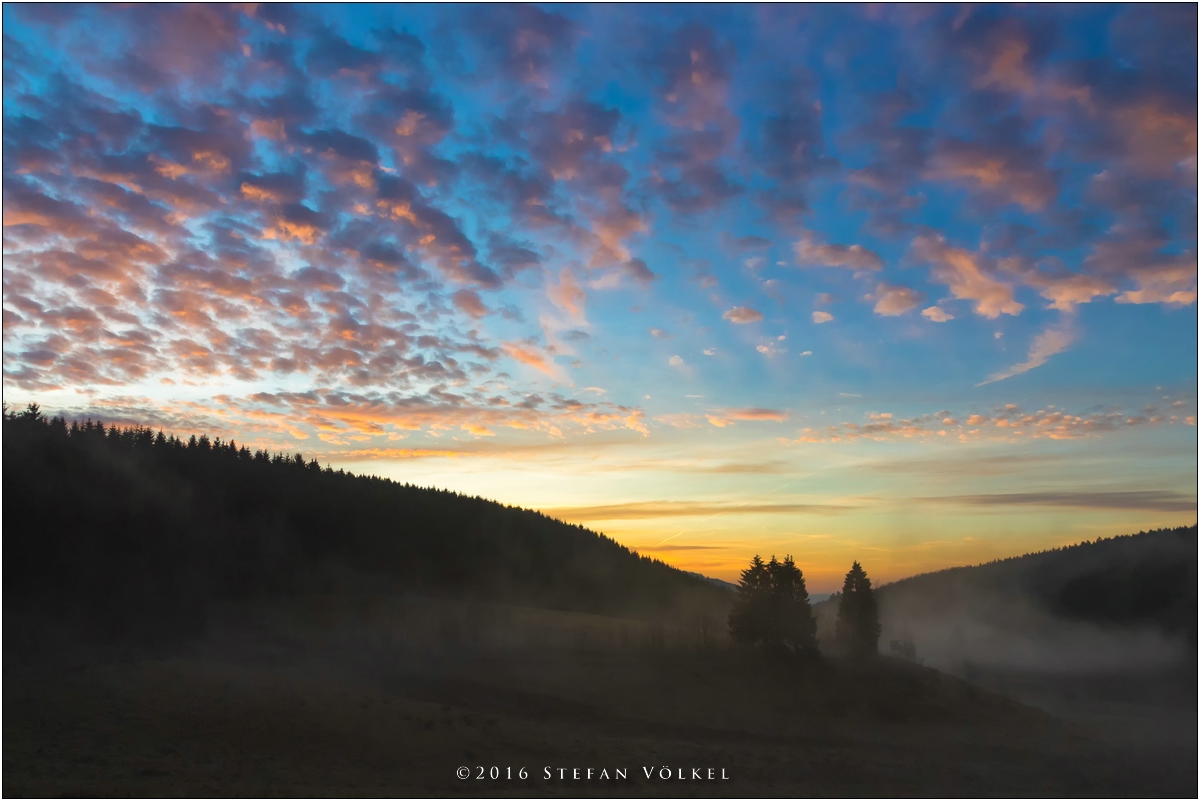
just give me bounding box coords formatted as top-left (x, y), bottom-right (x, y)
top-left (836, 561), bottom-right (882, 659)
top-left (4, 404), bottom-right (731, 646)
top-left (728, 554), bottom-right (818, 656)
top-left (728, 554), bottom-right (884, 659)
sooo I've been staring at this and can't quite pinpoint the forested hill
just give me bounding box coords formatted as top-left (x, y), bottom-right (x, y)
top-left (873, 526), bottom-right (1198, 655)
top-left (3, 405), bottom-right (730, 644)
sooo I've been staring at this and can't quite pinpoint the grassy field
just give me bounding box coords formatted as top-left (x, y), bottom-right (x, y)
top-left (4, 596), bottom-right (1195, 797)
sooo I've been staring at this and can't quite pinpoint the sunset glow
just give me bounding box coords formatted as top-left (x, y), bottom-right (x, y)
top-left (3, 4), bottom-right (1195, 590)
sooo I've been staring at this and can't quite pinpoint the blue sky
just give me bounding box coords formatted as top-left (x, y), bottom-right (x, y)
top-left (3, 4), bottom-right (1195, 589)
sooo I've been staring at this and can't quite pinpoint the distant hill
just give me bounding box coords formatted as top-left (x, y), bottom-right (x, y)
top-left (814, 527), bottom-right (1198, 673)
top-left (684, 571), bottom-right (739, 593)
top-left (880, 527), bottom-right (1197, 634)
top-left (3, 406), bottom-right (731, 646)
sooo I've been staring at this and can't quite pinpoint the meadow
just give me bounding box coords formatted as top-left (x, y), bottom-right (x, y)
top-left (6, 593), bottom-right (1195, 797)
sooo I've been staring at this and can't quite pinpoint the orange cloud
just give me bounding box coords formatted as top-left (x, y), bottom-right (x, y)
top-left (240, 182), bottom-right (285, 203)
top-left (723, 407), bottom-right (789, 422)
top-left (501, 340), bottom-right (557, 376)
top-left (263, 219), bottom-right (321, 245)
top-left (191, 150), bottom-right (231, 173)
top-left (544, 500), bottom-right (854, 521)
top-left (149, 155), bottom-right (190, 180)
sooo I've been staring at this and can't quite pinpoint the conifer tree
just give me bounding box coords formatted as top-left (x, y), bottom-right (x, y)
top-left (835, 561), bottom-right (881, 658)
top-left (774, 555), bottom-right (818, 655)
top-left (729, 554), bottom-right (769, 645)
top-left (730, 553), bottom-right (817, 655)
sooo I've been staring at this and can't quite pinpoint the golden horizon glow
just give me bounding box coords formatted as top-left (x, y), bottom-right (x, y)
top-left (3, 5), bottom-right (1196, 592)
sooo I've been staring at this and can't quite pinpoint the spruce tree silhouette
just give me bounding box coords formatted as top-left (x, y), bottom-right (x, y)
top-left (836, 561), bottom-right (881, 658)
top-left (729, 554), bottom-right (769, 646)
top-left (773, 555), bottom-right (818, 655)
top-left (729, 553), bottom-right (817, 655)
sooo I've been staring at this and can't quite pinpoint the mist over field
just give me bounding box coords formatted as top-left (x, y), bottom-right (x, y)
top-left (868, 530), bottom-right (1196, 675)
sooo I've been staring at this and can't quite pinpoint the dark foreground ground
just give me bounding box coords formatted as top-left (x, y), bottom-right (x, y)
top-left (5, 598), bottom-right (1196, 797)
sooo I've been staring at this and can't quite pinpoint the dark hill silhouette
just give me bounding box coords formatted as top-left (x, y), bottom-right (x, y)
top-left (880, 527), bottom-right (1197, 637)
top-left (3, 405), bottom-right (731, 646)
top-left (814, 526), bottom-right (1197, 675)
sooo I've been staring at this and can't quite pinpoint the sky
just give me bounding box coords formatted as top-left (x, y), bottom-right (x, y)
top-left (3, 3), bottom-right (1196, 591)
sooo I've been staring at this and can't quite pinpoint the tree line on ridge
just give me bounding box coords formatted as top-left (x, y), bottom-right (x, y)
top-left (3, 404), bottom-right (729, 646)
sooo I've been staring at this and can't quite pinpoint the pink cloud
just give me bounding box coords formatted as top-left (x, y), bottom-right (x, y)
top-left (910, 234), bottom-right (1024, 319)
top-left (792, 402), bottom-right (1180, 444)
top-left (870, 283), bottom-right (924, 316)
top-left (547, 268), bottom-right (586, 319)
top-left (710, 407), bottom-right (789, 424)
top-left (979, 322), bottom-right (1074, 385)
top-left (452, 288), bottom-right (489, 319)
top-left (793, 231), bottom-right (882, 271)
top-left (921, 306), bottom-right (954, 323)
top-left (723, 306), bottom-right (764, 324)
